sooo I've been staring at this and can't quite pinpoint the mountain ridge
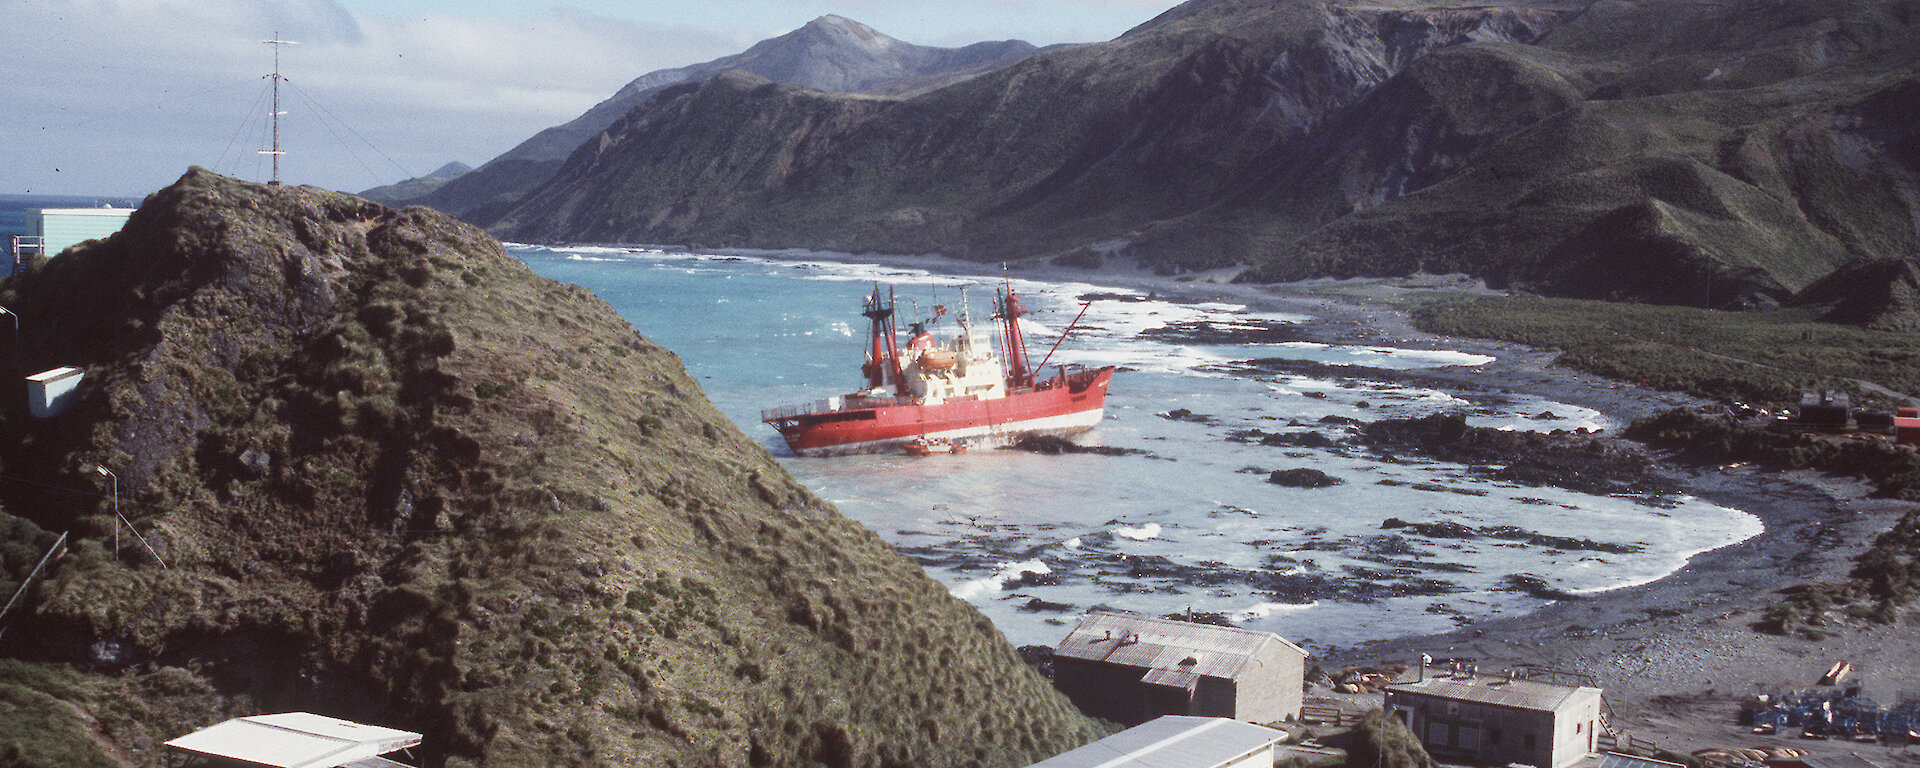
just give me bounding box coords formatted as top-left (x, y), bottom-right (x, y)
top-left (490, 0), bottom-right (1920, 318)
top-left (408, 16), bottom-right (1049, 226)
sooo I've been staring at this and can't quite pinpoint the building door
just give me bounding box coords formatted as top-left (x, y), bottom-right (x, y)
top-left (1423, 719), bottom-right (1481, 758)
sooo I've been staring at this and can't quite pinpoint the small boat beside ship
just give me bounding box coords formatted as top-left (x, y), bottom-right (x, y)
top-left (762, 283), bottom-right (1115, 456)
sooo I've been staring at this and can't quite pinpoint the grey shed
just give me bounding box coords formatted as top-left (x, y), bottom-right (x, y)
top-left (1051, 610), bottom-right (1307, 726)
top-left (1385, 669), bottom-right (1604, 768)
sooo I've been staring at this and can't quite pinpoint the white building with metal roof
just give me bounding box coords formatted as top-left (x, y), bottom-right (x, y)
top-left (1051, 611), bottom-right (1307, 726)
top-left (1385, 669), bottom-right (1603, 768)
top-left (163, 712), bottom-right (421, 768)
top-left (30, 207), bottom-right (132, 258)
top-left (1022, 715), bottom-right (1285, 768)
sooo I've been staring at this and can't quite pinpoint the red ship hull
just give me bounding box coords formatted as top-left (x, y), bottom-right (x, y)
top-left (766, 367), bottom-right (1114, 456)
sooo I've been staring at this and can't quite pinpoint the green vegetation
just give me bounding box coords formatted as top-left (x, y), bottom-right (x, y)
top-left (0, 169), bottom-right (1101, 766)
top-left (0, 513), bottom-right (57, 602)
top-left (1414, 295), bottom-right (1920, 407)
top-left (1337, 710), bottom-right (1433, 768)
top-left (1417, 290), bottom-right (1920, 634)
top-left (487, 0), bottom-right (1917, 310)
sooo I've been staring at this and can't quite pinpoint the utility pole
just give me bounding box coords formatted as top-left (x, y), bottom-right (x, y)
top-left (0, 306), bottom-right (17, 420)
top-left (96, 466), bottom-right (117, 557)
top-left (260, 35), bottom-right (297, 185)
top-left (94, 466), bottom-right (167, 568)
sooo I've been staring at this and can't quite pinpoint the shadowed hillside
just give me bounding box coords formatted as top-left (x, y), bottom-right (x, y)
top-left (407, 15), bottom-right (1045, 227)
top-left (493, 0), bottom-right (1920, 316)
top-left (0, 169), bottom-right (1101, 767)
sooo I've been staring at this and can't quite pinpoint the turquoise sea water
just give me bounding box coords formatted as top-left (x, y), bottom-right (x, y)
top-left (517, 244), bottom-right (1757, 650)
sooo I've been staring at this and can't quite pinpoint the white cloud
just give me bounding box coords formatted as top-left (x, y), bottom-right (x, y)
top-left (1, 0), bottom-right (1182, 196)
top-left (2, 0), bottom-right (740, 195)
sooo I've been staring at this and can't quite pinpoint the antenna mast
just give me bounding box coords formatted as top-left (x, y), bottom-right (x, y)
top-left (260, 34), bottom-right (297, 184)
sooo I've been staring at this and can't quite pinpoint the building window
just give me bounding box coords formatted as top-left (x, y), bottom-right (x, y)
top-left (1525, 734), bottom-right (1537, 749)
top-left (1576, 723), bottom-right (1583, 734)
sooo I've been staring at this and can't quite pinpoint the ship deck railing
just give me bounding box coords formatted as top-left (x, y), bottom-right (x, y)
top-left (761, 394), bottom-right (909, 422)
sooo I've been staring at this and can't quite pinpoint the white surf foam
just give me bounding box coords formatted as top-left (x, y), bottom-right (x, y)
top-left (950, 559), bottom-right (1052, 599)
top-left (1113, 523), bottom-right (1162, 541)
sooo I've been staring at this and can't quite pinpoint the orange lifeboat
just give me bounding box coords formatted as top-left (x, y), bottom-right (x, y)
top-left (905, 437), bottom-right (966, 456)
top-left (919, 348), bottom-right (957, 372)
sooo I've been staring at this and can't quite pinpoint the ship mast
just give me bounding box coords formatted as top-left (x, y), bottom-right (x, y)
top-left (998, 279), bottom-right (1034, 389)
top-left (861, 285), bottom-right (905, 394)
top-left (260, 35), bottom-right (297, 185)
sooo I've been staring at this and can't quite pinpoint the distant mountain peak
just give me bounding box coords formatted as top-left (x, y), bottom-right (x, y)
top-left (425, 161), bottom-right (471, 179)
top-left (790, 13), bottom-right (896, 48)
top-left (806, 14), bottom-right (864, 31)
top-left (408, 16), bottom-right (1044, 218)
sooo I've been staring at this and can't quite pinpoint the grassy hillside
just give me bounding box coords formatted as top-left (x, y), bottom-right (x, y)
top-left (497, 0), bottom-right (1577, 259)
top-left (1413, 294), bottom-right (1920, 407)
top-left (495, 0), bottom-right (1920, 320)
top-left (0, 169), bottom-right (1101, 767)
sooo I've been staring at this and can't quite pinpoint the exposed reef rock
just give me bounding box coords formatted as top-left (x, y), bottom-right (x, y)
top-left (1361, 413), bottom-right (1678, 496)
top-left (1267, 468), bottom-right (1346, 488)
top-left (1008, 435), bottom-right (1148, 456)
top-left (0, 169), bottom-right (1100, 767)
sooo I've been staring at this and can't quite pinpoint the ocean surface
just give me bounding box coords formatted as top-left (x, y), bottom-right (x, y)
top-left (512, 244), bottom-right (1762, 652)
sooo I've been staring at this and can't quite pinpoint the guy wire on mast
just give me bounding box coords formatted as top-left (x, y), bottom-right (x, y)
top-left (260, 34), bottom-right (298, 185)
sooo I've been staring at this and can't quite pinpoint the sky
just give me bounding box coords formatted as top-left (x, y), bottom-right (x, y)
top-left (3, 0), bottom-right (1186, 198)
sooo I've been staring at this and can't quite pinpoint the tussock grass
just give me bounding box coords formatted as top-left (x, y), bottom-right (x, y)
top-left (1414, 295), bottom-right (1920, 407)
top-left (0, 169), bottom-right (1102, 766)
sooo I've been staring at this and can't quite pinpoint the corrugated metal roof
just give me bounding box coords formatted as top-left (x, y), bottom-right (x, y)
top-left (1024, 715), bottom-right (1283, 768)
top-left (164, 713), bottom-right (421, 768)
top-left (1053, 611), bottom-right (1305, 682)
top-left (1140, 667), bottom-right (1202, 690)
top-left (1598, 752), bottom-right (1687, 768)
top-left (1387, 672), bottom-right (1600, 712)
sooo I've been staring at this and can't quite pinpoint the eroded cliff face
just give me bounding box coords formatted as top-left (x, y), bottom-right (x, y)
top-left (0, 169), bottom-right (1101, 767)
top-left (497, 0), bottom-right (1920, 312)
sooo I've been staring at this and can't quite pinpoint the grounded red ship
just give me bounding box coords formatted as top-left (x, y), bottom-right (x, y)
top-left (763, 283), bottom-right (1115, 456)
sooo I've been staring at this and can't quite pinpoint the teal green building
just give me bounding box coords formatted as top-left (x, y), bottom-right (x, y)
top-left (33, 207), bottom-right (134, 256)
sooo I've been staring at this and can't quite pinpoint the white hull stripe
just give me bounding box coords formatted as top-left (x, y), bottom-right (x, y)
top-left (792, 408), bottom-right (1106, 457)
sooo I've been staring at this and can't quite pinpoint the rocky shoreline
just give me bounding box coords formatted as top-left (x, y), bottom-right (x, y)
top-left (683, 247), bottom-right (1920, 761)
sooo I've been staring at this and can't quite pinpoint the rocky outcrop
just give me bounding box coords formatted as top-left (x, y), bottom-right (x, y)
top-left (411, 15), bottom-right (1044, 225)
top-left (0, 169), bottom-right (1100, 767)
top-left (1267, 468), bottom-right (1345, 488)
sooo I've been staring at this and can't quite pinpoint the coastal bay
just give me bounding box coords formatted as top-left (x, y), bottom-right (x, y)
top-left (530, 244), bottom-right (1920, 757)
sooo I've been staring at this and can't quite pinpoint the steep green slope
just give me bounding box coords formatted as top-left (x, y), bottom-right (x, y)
top-left (412, 16), bottom-right (1043, 225)
top-left (0, 169), bottom-right (1100, 767)
top-left (495, 0), bottom-right (1920, 315)
top-left (499, 1), bottom-right (1572, 254)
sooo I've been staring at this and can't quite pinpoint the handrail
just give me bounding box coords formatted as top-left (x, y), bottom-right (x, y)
top-left (0, 532), bottom-right (69, 641)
